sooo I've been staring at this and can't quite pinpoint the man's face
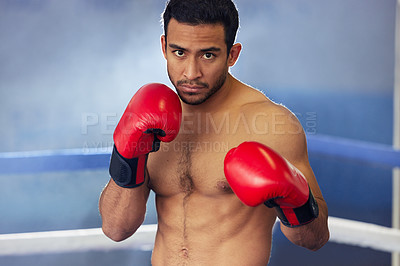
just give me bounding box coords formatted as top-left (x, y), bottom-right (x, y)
top-left (162, 19), bottom-right (230, 105)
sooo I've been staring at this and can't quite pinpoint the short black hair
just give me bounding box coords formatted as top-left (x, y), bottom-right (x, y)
top-left (162, 0), bottom-right (239, 55)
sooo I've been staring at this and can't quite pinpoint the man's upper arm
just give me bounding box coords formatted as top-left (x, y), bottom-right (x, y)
top-left (254, 103), bottom-right (325, 201)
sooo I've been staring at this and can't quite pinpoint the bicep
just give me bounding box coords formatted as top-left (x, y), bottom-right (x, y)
top-left (286, 130), bottom-right (329, 230)
top-left (266, 107), bottom-right (326, 203)
top-left (290, 133), bottom-right (324, 201)
top-left (143, 167), bottom-right (152, 199)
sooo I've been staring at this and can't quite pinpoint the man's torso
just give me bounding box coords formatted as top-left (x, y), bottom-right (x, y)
top-left (147, 84), bottom-right (286, 265)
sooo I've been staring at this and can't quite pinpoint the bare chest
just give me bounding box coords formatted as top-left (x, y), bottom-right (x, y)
top-left (147, 134), bottom-right (235, 197)
top-left (147, 108), bottom-right (279, 196)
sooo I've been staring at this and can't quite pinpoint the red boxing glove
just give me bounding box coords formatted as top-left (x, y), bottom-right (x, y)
top-left (224, 141), bottom-right (318, 227)
top-left (109, 83), bottom-right (182, 188)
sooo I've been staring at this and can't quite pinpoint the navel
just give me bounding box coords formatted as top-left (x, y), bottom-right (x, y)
top-left (180, 247), bottom-right (189, 259)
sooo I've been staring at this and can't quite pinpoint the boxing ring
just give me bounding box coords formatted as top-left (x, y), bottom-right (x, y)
top-left (0, 134), bottom-right (399, 261)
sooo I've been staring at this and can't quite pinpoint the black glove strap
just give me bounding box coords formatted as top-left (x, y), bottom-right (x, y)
top-left (109, 145), bottom-right (147, 188)
top-left (264, 188), bottom-right (319, 227)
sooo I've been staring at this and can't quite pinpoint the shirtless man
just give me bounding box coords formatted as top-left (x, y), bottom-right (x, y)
top-left (99, 0), bottom-right (329, 265)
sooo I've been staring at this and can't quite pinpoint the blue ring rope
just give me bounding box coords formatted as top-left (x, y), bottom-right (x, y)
top-left (0, 134), bottom-right (398, 174)
top-left (307, 135), bottom-right (400, 169)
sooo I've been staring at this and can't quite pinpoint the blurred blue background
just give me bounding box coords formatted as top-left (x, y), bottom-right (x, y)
top-left (0, 0), bottom-right (396, 265)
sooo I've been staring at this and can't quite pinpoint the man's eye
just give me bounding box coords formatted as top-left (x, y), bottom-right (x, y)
top-left (203, 53), bottom-right (214, 59)
top-left (174, 50), bottom-right (185, 57)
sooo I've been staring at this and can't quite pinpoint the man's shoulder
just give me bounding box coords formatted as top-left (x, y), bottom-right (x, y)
top-left (238, 88), bottom-right (294, 120)
top-left (236, 89), bottom-right (305, 156)
top-left (244, 100), bottom-right (302, 136)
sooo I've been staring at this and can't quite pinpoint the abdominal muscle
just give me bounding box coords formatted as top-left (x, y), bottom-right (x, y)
top-left (150, 191), bottom-right (276, 266)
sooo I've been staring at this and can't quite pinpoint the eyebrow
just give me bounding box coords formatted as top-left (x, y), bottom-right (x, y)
top-left (169, 43), bottom-right (187, 51)
top-left (168, 43), bottom-right (221, 53)
top-left (201, 47), bottom-right (221, 53)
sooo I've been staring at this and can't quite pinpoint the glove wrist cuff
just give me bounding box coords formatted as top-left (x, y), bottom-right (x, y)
top-left (265, 187), bottom-right (319, 227)
top-left (109, 145), bottom-right (147, 188)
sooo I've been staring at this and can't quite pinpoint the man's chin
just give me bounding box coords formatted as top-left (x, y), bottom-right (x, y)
top-left (180, 97), bottom-right (206, 106)
top-left (177, 92), bottom-right (207, 105)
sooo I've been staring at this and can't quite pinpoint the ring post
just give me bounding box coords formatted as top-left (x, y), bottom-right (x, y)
top-left (392, 0), bottom-right (400, 265)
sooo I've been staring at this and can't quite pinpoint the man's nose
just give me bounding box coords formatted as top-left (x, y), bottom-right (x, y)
top-left (184, 57), bottom-right (202, 80)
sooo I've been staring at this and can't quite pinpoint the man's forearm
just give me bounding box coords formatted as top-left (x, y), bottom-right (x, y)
top-left (99, 179), bottom-right (150, 242)
top-left (280, 198), bottom-right (329, 251)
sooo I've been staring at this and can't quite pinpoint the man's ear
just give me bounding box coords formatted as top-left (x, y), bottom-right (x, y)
top-left (227, 43), bottom-right (242, 67)
top-left (161, 35), bottom-right (167, 59)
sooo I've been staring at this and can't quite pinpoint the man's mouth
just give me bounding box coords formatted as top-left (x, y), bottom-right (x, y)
top-left (179, 84), bottom-right (204, 93)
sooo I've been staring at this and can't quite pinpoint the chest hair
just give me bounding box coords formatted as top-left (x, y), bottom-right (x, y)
top-left (177, 142), bottom-right (195, 195)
